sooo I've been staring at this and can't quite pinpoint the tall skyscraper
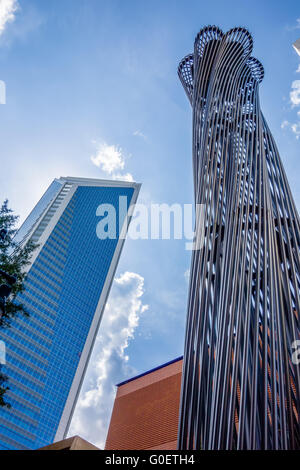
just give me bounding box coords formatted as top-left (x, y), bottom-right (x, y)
top-left (178, 26), bottom-right (300, 450)
top-left (0, 177), bottom-right (140, 450)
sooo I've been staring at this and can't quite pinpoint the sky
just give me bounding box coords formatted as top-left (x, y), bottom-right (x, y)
top-left (0, 0), bottom-right (300, 448)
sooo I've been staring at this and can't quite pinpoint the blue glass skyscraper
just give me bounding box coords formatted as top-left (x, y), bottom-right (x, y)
top-left (0, 177), bottom-right (140, 450)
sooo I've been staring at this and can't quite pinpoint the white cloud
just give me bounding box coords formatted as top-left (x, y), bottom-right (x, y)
top-left (287, 18), bottom-right (300, 31)
top-left (184, 269), bottom-right (190, 283)
top-left (284, 73), bottom-right (300, 139)
top-left (68, 272), bottom-right (148, 449)
top-left (133, 130), bottom-right (147, 140)
top-left (281, 120), bottom-right (290, 129)
top-left (290, 80), bottom-right (300, 107)
top-left (111, 172), bottom-right (134, 182)
top-left (90, 141), bottom-right (134, 182)
top-left (91, 142), bottom-right (125, 174)
top-left (282, 119), bottom-right (300, 139)
top-left (0, 0), bottom-right (18, 36)
top-left (291, 122), bottom-right (300, 139)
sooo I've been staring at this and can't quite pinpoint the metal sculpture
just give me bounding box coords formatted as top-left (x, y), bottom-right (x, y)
top-left (178, 26), bottom-right (300, 450)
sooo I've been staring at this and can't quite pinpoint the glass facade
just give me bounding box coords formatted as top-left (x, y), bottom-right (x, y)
top-left (0, 178), bottom-right (137, 449)
top-left (13, 179), bottom-right (64, 246)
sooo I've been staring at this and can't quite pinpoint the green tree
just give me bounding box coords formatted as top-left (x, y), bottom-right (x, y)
top-left (0, 200), bottom-right (37, 407)
top-left (0, 372), bottom-right (10, 408)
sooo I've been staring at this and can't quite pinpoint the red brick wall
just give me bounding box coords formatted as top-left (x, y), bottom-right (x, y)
top-left (105, 359), bottom-right (182, 450)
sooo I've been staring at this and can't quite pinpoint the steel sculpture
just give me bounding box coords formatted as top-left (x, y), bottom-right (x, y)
top-left (178, 26), bottom-right (300, 450)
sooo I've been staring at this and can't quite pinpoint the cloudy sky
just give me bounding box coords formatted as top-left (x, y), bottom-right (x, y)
top-left (0, 0), bottom-right (300, 448)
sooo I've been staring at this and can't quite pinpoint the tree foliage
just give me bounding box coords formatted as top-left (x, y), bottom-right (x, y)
top-left (0, 200), bottom-right (38, 407)
top-left (0, 372), bottom-right (10, 409)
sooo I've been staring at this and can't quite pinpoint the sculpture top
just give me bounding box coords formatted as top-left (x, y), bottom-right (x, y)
top-left (178, 25), bottom-right (264, 103)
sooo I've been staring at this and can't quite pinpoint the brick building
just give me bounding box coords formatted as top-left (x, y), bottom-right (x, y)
top-left (105, 357), bottom-right (183, 450)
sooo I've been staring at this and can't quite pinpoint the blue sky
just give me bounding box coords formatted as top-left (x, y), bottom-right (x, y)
top-left (0, 0), bottom-right (300, 447)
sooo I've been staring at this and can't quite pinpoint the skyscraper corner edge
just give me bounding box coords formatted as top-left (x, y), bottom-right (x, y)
top-left (293, 38), bottom-right (300, 56)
